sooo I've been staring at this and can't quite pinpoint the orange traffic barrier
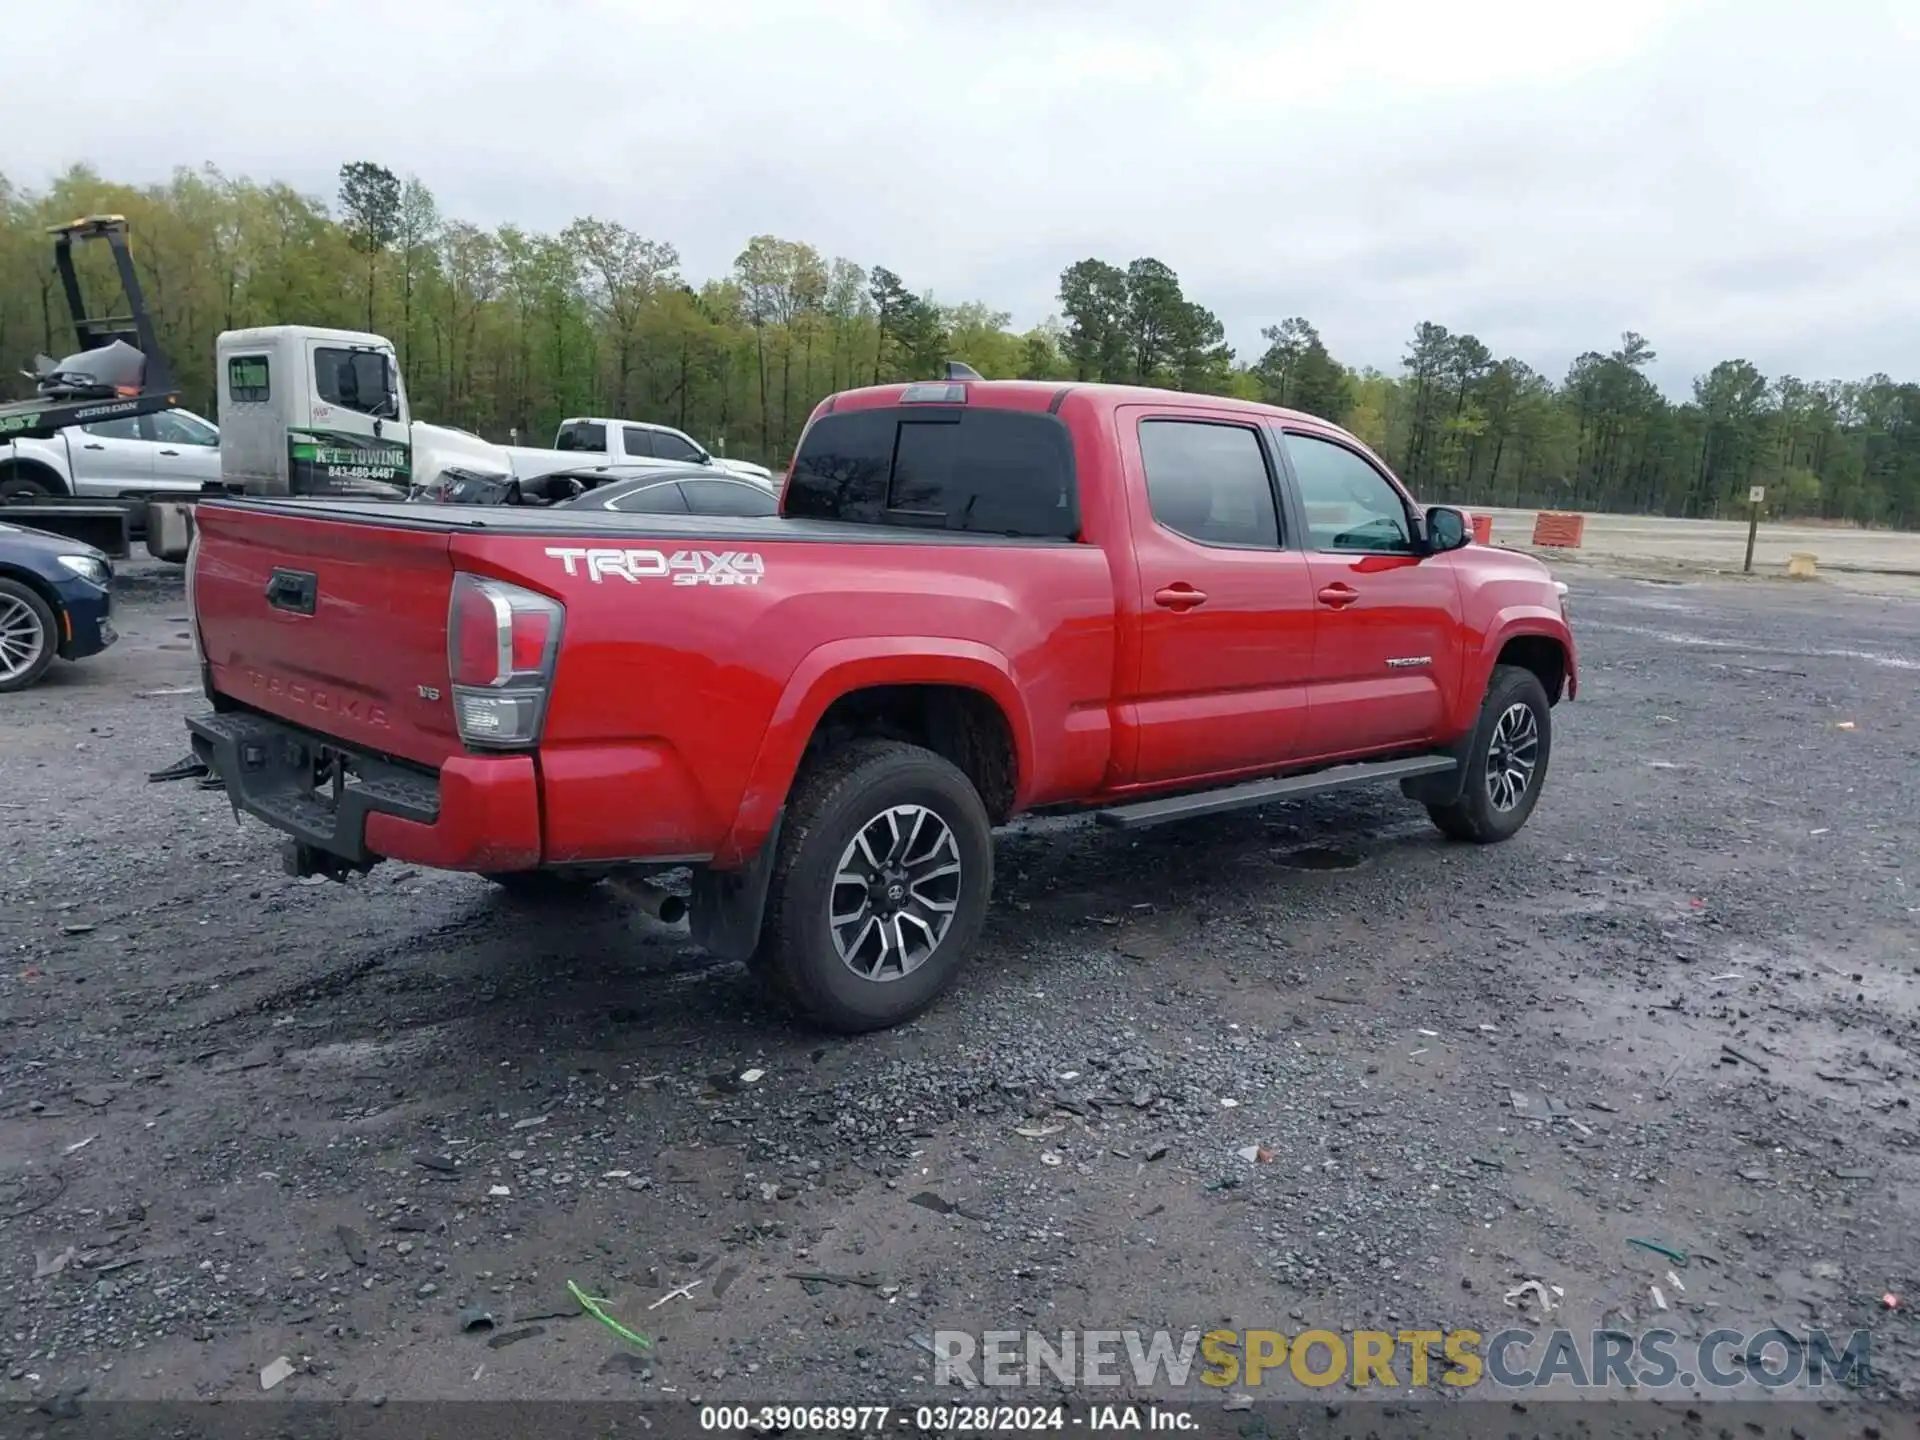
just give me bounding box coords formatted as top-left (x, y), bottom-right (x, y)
top-left (1470, 513), bottom-right (1494, 545)
top-left (1532, 511), bottom-right (1585, 548)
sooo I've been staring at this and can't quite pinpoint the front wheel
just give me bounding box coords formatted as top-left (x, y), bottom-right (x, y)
top-left (754, 739), bottom-right (992, 1034)
top-left (0, 471), bottom-right (58, 503)
top-left (0, 579), bottom-right (58, 693)
top-left (1427, 664), bottom-right (1553, 843)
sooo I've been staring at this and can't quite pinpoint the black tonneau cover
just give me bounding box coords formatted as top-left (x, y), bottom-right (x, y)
top-left (195, 498), bottom-right (1075, 548)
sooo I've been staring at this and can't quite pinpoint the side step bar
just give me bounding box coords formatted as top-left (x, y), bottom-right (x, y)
top-left (1093, 755), bottom-right (1458, 831)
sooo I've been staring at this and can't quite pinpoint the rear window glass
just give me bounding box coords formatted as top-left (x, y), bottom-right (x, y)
top-left (228, 355), bottom-right (270, 404)
top-left (556, 422), bottom-right (606, 452)
top-left (785, 407), bottom-right (1078, 539)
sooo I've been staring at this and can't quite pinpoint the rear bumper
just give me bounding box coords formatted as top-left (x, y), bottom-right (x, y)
top-left (186, 710), bottom-right (541, 873)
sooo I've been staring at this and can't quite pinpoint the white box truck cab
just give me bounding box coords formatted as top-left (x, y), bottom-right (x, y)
top-left (216, 327), bottom-right (413, 498)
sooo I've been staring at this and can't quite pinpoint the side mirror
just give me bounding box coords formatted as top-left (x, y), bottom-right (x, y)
top-left (1424, 505), bottom-right (1469, 553)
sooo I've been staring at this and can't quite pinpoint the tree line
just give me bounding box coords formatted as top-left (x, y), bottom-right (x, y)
top-left (2, 162), bottom-right (1915, 526)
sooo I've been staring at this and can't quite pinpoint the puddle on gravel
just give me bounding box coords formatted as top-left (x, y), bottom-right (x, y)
top-left (1274, 846), bottom-right (1366, 871)
top-left (1529, 932), bottom-right (1920, 1106)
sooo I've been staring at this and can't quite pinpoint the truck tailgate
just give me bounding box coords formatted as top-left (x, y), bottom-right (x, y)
top-left (193, 504), bottom-right (463, 767)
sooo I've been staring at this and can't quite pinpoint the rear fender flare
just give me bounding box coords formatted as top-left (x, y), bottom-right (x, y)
top-left (713, 637), bottom-right (1033, 868)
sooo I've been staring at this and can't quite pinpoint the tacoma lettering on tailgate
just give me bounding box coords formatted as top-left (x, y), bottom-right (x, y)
top-left (544, 547), bottom-right (765, 587)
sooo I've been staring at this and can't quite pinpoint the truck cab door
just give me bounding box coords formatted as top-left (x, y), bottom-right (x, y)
top-left (619, 425), bottom-right (655, 463)
top-left (1276, 429), bottom-right (1464, 758)
top-left (293, 340), bottom-right (410, 497)
top-left (1117, 408), bottom-right (1317, 787)
top-left (67, 415), bottom-right (154, 494)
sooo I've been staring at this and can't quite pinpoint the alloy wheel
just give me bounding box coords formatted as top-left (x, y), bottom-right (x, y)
top-left (1485, 702), bottom-right (1540, 812)
top-left (0, 594), bottom-right (47, 683)
top-left (829, 804), bottom-right (963, 981)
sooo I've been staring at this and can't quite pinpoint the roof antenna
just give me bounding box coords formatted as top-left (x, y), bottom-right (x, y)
top-left (944, 361), bottom-right (983, 381)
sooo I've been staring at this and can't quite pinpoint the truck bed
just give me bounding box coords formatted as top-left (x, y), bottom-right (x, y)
top-left (188, 497), bottom-right (1120, 870)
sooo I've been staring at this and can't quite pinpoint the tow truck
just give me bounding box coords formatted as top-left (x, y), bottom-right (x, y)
top-left (0, 216), bottom-right (219, 558)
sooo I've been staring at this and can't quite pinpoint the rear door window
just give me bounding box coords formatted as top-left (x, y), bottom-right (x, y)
top-left (681, 479), bottom-right (777, 516)
top-left (1138, 420), bottom-right (1281, 548)
top-left (785, 407), bottom-right (1077, 538)
top-left (83, 415), bottom-right (146, 441)
top-left (621, 426), bottom-right (656, 459)
top-left (606, 481), bottom-right (690, 514)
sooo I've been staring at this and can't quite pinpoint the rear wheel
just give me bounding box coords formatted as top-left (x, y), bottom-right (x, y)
top-left (1426, 664), bottom-right (1553, 843)
top-left (0, 579), bottom-right (58, 693)
top-left (754, 739), bottom-right (992, 1034)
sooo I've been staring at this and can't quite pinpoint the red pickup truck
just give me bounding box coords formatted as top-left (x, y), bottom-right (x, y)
top-left (184, 377), bottom-right (1576, 1032)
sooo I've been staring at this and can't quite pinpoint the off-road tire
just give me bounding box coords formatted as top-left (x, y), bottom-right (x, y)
top-left (1427, 663), bottom-right (1553, 843)
top-left (754, 739), bottom-right (993, 1034)
top-left (0, 578), bottom-right (58, 693)
top-left (484, 869), bottom-right (609, 900)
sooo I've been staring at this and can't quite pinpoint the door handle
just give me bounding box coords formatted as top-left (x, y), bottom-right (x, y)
top-left (158, 449), bottom-right (180, 456)
top-left (1316, 583), bottom-right (1360, 608)
top-left (83, 442), bottom-right (104, 450)
top-left (265, 568), bottom-right (318, 616)
top-left (1154, 584), bottom-right (1208, 610)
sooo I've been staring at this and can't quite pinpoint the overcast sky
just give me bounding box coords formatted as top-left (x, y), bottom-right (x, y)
top-left (4, 0), bottom-right (1916, 394)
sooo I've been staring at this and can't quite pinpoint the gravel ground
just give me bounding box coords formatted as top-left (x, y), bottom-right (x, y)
top-left (0, 560), bottom-right (1916, 1425)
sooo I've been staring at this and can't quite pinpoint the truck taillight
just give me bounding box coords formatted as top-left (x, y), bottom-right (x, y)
top-left (446, 573), bottom-right (564, 749)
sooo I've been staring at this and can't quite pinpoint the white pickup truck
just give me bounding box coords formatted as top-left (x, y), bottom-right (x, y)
top-left (0, 407), bottom-right (223, 503)
top-left (519, 417), bottom-right (773, 485)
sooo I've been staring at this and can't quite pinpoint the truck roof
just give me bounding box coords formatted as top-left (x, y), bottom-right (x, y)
top-left (561, 417), bottom-right (685, 431)
top-left (218, 325), bottom-right (394, 347)
top-left (821, 378), bottom-right (1356, 439)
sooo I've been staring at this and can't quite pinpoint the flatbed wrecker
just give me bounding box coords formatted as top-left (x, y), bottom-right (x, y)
top-left (0, 216), bottom-right (183, 440)
top-left (0, 216), bottom-right (197, 556)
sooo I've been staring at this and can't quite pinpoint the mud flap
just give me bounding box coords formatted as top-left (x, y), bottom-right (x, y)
top-left (1400, 732), bottom-right (1473, 806)
top-left (689, 811), bottom-right (784, 963)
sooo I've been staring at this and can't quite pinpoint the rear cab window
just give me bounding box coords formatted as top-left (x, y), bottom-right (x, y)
top-left (227, 355), bottom-right (270, 404)
top-left (785, 405), bottom-right (1078, 539)
top-left (556, 421), bottom-right (607, 453)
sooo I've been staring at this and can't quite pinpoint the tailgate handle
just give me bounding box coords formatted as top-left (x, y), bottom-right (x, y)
top-left (265, 568), bottom-right (318, 616)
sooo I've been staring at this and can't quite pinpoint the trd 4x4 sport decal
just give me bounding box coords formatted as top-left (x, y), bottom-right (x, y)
top-left (545, 547), bottom-right (766, 587)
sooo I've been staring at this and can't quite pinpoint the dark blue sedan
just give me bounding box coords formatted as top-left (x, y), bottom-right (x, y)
top-left (0, 520), bottom-right (116, 692)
